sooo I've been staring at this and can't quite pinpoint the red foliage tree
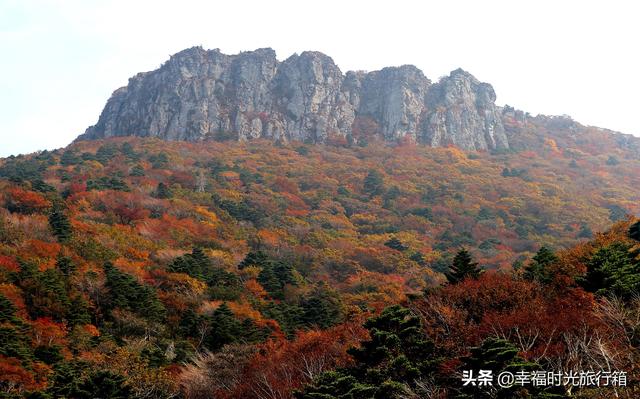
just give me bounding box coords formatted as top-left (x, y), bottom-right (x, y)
top-left (31, 317), bottom-right (68, 347)
top-left (0, 356), bottom-right (38, 394)
top-left (0, 255), bottom-right (20, 273)
top-left (233, 322), bottom-right (367, 398)
top-left (4, 188), bottom-right (51, 214)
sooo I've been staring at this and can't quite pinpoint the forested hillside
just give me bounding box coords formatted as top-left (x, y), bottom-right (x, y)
top-left (0, 136), bottom-right (639, 398)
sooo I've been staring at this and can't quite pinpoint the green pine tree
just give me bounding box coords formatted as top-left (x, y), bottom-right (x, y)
top-left (55, 255), bottom-right (76, 276)
top-left (410, 251), bottom-right (427, 266)
top-left (47, 362), bottom-right (85, 398)
top-left (577, 224), bottom-right (593, 238)
top-left (258, 259), bottom-right (296, 300)
top-left (630, 221), bottom-right (640, 241)
top-left (240, 318), bottom-right (270, 343)
top-left (301, 284), bottom-right (343, 329)
top-left (149, 152), bottom-right (169, 169)
top-left (383, 185), bottom-right (401, 208)
top-left (238, 251), bottom-right (269, 269)
top-left (446, 249), bottom-right (482, 284)
top-left (297, 305), bottom-right (440, 399)
top-left (606, 155), bottom-right (620, 166)
top-left (67, 295), bottom-right (92, 326)
top-left (48, 204), bottom-right (72, 242)
top-left (206, 302), bottom-right (243, 351)
top-left (384, 237), bottom-right (408, 251)
top-left (190, 247), bottom-right (210, 271)
top-left (168, 247), bottom-right (211, 280)
top-left (129, 164), bottom-right (145, 177)
top-left (363, 169), bottom-right (385, 197)
top-left (0, 294), bottom-right (19, 323)
top-left (154, 182), bottom-right (172, 199)
top-left (34, 344), bottom-right (64, 365)
top-left (103, 262), bottom-right (166, 322)
top-left (257, 265), bottom-right (282, 298)
top-left (18, 264), bottom-right (72, 322)
top-left (523, 246), bottom-right (558, 284)
top-left (262, 302), bottom-right (305, 338)
top-left (76, 370), bottom-right (133, 399)
top-left (0, 325), bottom-right (34, 360)
top-left (580, 242), bottom-right (640, 299)
top-left (95, 144), bottom-right (118, 165)
top-left (60, 150), bottom-right (81, 166)
top-left (456, 337), bottom-right (566, 398)
top-left (120, 142), bottom-right (138, 159)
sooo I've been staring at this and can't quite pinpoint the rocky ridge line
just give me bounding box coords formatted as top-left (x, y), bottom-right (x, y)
top-left (79, 46), bottom-right (511, 150)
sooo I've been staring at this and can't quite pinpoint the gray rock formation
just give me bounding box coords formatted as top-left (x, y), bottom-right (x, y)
top-left (356, 65), bottom-right (431, 141)
top-left (423, 69), bottom-right (508, 150)
top-left (79, 47), bottom-right (509, 151)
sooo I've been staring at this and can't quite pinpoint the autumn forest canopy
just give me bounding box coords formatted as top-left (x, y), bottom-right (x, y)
top-left (0, 131), bottom-right (639, 398)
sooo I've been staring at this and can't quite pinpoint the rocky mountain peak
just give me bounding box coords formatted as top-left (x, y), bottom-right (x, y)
top-left (423, 69), bottom-right (507, 150)
top-left (78, 47), bottom-right (508, 150)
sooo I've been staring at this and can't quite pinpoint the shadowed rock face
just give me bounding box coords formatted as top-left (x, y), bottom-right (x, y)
top-left (79, 46), bottom-right (509, 151)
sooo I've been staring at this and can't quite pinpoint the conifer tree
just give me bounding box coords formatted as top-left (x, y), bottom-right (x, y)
top-left (190, 247), bottom-right (210, 271)
top-left (446, 248), bottom-right (482, 284)
top-left (67, 295), bottom-right (91, 326)
top-left (60, 150), bottom-right (80, 166)
top-left (76, 370), bottom-right (133, 399)
top-left (258, 260), bottom-right (296, 299)
top-left (47, 362), bottom-right (84, 398)
top-left (49, 203), bottom-right (72, 242)
top-left (297, 305), bottom-right (440, 399)
top-left (207, 302), bottom-right (242, 351)
top-left (263, 302), bottom-right (305, 337)
top-left (630, 220), bottom-right (640, 241)
top-left (0, 294), bottom-right (18, 323)
top-left (55, 255), bottom-right (75, 276)
top-left (384, 236), bottom-right (408, 251)
top-left (523, 246), bottom-right (557, 284)
top-left (95, 144), bottom-right (118, 165)
top-left (34, 344), bottom-right (64, 365)
top-left (0, 325), bottom-right (34, 360)
top-left (363, 169), bottom-right (385, 197)
top-left (103, 262), bottom-right (166, 322)
top-left (301, 284), bottom-right (343, 329)
top-left (154, 182), bottom-right (172, 199)
top-left (456, 337), bottom-right (566, 398)
top-left (120, 142), bottom-right (139, 160)
top-left (238, 251), bottom-right (269, 269)
top-left (129, 164), bottom-right (145, 177)
top-left (581, 242), bottom-right (640, 299)
top-left (168, 247), bottom-right (211, 280)
top-left (410, 251), bottom-right (427, 266)
top-left (578, 224), bottom-right (593, 238)
top-left (18, 263), bottom-right (72, 322)
top-left (240, 318), bottom-right (269, 343)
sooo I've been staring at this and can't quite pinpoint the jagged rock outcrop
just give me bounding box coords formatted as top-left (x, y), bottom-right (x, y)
top-left (355, 65), bottom-right (431, 141)
top-left (79, 46), bottom-right (509, 151)
top-left (269, 51), bottom-right (355, 142)
top-left (423, 69), bottom-right (508, 150)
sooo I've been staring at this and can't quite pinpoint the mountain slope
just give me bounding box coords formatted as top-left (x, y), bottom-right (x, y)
top-left (2, 137), bottom-right (638, 276)
top-left (1, 139), bottom-right (639, 396)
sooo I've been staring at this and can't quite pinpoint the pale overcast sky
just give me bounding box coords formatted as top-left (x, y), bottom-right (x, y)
top-left (1, 0), bottom-right (639, 157)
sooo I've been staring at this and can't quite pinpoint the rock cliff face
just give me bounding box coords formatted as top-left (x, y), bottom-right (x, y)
top-left (79, 47), bottom-right (510, 151)
top-left (423, 69), bottom-right (508, 150)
